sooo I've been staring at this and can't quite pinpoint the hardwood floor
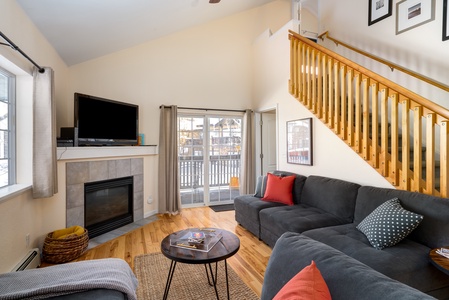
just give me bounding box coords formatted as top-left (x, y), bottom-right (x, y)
top-left (72, 207), bottom-right (272, 297)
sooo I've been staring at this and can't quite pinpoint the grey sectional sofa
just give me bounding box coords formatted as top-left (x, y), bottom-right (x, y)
top-left (234, 171), bottom-right (449, 299)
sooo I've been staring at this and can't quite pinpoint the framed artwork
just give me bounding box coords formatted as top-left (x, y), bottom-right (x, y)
top-left (287, 118), bottom-right (313, 165)
top-left (369, 0), bottom-right (393, 26)
top-left (444, 0), bottom-right (449, 41)
top-left (396, 0), bottom-right (435, 34)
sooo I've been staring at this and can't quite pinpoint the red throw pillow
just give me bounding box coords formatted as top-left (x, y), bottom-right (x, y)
top-left (262, 173), bottom-right (296, 205)
top-left (273, 261), bottom-right (332, 300)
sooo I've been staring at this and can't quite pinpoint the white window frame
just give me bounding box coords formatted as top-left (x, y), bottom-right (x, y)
top-left (0, 54), bottom-right (33, 203)
top-left (0, 66), bottom-right (16, 188)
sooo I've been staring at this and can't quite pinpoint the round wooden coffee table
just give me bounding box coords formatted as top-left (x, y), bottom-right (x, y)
top-left (429, 246), bottom-right (449, 275)
top-left (161, 228), bottom-right (240, 300)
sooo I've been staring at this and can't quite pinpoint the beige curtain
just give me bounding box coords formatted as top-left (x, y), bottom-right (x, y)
top-left (158, 105), bottom-right (181, 214)
top-left (240, 109), bottom-right (256, 195)
top-left (32, 67), bottom-right (58, 199)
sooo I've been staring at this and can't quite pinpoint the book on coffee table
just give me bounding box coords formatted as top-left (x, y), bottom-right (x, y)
top-left (170, 229), bottom-right (223, 252)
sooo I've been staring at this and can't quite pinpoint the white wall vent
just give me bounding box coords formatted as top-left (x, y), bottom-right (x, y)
top-left (12, 248), bottom-right (41, 272)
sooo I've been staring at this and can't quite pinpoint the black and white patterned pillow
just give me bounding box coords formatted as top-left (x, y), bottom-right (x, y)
top-left (356, 198), bottom-right (423, 250)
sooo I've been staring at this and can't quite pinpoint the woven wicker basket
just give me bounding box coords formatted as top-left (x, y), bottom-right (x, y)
top-left (42, 228), bottom-right (89, 263)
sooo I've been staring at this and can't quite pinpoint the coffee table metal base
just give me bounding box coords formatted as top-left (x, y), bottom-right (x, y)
top-left (163, 259), bottom-right (230, 300)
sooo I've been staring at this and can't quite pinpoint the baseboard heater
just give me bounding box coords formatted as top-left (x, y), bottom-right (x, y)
top-left (12, 248), bottom-right (41, 272)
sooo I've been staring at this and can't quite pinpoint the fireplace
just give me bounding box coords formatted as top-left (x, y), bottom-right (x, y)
top-left (84, 176), bottom-right (134, 238)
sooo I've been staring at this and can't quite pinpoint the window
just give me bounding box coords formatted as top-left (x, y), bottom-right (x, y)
top-left (0, 67), bottom-right (15, 188)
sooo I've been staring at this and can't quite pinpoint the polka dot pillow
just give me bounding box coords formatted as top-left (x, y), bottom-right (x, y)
top-left (356, 198), bottom-right (423, 250)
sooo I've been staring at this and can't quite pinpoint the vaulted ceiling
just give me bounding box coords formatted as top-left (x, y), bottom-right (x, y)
top-left (16, 0), bottom-right (284, 66)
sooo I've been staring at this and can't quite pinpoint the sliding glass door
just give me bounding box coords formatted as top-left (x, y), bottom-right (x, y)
top-left (178, 114), bottom-right (242, 207)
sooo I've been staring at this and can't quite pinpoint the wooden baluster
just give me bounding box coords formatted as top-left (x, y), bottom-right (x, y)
top-left (401, 98), bottom-right (410, 191)
top-left (322, 55), bottom-right (328, 123)
top-left (328, 58), bottom-right (334, 128)
top-left (334, 61), bottom-right (340, 134)
top-left (301, 44), bottom-right (307, 103)
top-left (289, 36), bottom-right (295, 95)
top-left (311, 49), bottom-right (316, 113)
top-left (413, 106), bottom-right (422, 192)
top-left (390, 93), bottom-right (399, 185)
top-left (354, 73), bottom-right (361, 153)
top-left (340, 65), bottom-right (347, 140)
top-left (347, 68), bottom-right (354, 146)
top-left (426, 113), bottom-right (436, 194)
top-left (371, 80), bottom-right (379, 168)
top-left (316, 52), bottom-right (323, 119)
top-left (297, 42), bottom-right (302, 101)
top-left (362, 77), bottom-right (369, 160)
top-left (440, 121), bottom-right (449, 197)
top-left (295, 38), bottom-right (300, 98)
top-left (297, 41), bottom-right (303, 100)
top-left (306, 46), bottom-right (311, 109)
top-left (380, 86), bottom-right (388, 176)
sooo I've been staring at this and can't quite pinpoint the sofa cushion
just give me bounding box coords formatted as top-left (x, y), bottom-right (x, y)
top-left (273, 260), bottom-right (331, 300)
top-left (357, 198), bottom-right (423, 250)
top-left (302, 224), bottom-right (449, 295)
top-left (261, 232), bottom-right (435, 300)
top-left (262, 173), bottom-right (296, 205)
top-left (234, 195), bottom-right (285, 238)
top-left (259, 204), bottom-right (349, 247)
top-left (300, 175), bottom-right (360, 222)
top-left (354, 186), bottom-right (449, 249)
top-left (272, 170), bottom-right (307, 205)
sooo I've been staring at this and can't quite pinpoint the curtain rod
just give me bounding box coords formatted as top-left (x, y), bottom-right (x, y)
top-left (0, 31), bottom-right (45, 73)
top-left (159, 105), bottom-right (248, 113)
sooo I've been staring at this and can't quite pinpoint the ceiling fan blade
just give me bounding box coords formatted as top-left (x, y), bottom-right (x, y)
top-left (209, 0), bottom-right (221, 3)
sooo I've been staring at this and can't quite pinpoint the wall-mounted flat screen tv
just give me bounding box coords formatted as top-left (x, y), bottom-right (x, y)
top-left (74, 93), bottom-right (139, 146)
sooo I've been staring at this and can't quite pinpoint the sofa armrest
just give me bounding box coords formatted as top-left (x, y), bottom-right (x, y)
top-left (0, 258), bottom-right (137, 300)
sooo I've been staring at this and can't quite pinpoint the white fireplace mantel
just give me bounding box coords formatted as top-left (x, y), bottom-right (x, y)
top-left (57, 145), bottom-right (158, 161)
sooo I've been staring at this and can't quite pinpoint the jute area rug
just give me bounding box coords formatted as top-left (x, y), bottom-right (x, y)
top-left (134, 252), bottom-right (259, 300)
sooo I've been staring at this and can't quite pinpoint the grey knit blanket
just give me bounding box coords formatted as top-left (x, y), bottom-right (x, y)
top-left (0, 258), bottom-right (138, 300)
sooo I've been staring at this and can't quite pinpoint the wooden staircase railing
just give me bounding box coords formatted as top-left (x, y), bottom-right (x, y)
top-left (289, 30), bottom-right (449, 197)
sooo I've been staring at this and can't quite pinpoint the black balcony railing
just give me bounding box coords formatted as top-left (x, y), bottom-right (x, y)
top-left (179, 155), bottom-right (240, 189)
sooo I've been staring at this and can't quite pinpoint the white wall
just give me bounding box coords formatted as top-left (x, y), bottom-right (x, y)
top-left (252, 21), bottom-right (394, 188)
top-left (319, 0), bottom-right (449, 110)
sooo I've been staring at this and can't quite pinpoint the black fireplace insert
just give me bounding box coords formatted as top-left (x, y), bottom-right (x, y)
top-left (84, 176), bottom-right (134, 238)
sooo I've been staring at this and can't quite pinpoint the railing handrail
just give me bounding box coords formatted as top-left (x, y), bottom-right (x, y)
top-left (317, 31), bottom-right (449, 95)
top-left (289, 30), bottom-right (449, 197)
top-left (289, 30), bottom-right (449, 121)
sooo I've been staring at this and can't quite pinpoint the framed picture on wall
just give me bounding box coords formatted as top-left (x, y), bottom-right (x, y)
top-left (444, 0), bottom-right (449, 41)
top-left (368, 0), bottom-right (393, 26)
top-left (396, 0), bottom-right (435, 34)
top-left (287, 118), bottom-right (313, 165)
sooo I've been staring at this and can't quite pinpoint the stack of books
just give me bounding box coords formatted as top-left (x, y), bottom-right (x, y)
top-left (170, 228), bottom-right (223, 252)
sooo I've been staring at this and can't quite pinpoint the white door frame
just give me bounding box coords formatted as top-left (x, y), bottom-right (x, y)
top-left (255, 105), bottom-right (279, 177)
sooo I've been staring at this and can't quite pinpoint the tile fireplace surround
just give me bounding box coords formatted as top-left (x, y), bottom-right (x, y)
top-left (65, 158), bottom-right (144, 228)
